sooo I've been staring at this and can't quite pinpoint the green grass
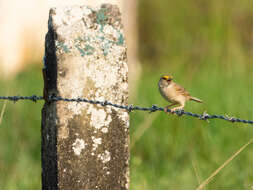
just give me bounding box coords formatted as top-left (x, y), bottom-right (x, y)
top-left (1, 0), bottom-right (253, 189)
top-left (130, 0), bottom-right (253, 189)
top-left (130, 63), bottom-right (253, 189)
top-left (0, 65), bottom-right (43, 189)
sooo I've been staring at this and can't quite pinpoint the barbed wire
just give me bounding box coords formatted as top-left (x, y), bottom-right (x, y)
top-left (0, 95), bottom-right (253, 125)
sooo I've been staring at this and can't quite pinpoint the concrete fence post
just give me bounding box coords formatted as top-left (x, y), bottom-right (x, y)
top-left (42, 4), bottom-right (129, 190)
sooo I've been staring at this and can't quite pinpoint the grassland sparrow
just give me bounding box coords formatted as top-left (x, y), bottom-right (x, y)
top-left (158, 75), bottom-right (203, 112)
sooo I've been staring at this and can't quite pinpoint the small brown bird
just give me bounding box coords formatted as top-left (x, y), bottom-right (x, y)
top-left (158, 75), bottom-right (203, 112)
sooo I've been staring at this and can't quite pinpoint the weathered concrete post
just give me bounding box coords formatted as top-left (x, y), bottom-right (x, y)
top-left (42, 4), bottom-right (129, 190)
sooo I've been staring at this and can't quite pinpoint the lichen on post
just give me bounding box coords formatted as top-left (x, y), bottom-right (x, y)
top-left (42, 4), bottom-right (129, 190)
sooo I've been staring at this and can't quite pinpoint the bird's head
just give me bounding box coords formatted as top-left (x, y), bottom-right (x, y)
top-left (159, 75), bottom-right (173, 87)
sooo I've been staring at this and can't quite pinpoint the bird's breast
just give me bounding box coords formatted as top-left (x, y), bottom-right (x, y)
top-left (159, 83), bottom-right (186, 103)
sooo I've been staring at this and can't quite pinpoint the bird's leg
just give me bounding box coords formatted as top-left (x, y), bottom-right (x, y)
top-left (164, 102), bottom-right (178, 113)
top-left (171, 102), bottom-right (185, 113)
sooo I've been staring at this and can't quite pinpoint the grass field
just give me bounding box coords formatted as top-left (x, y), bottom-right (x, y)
top-left (1, 0), bottom-right (253, 189)
top-left (130, 63), bottom-right (253, 189)
top-left (131, 0), bottom-right (253, 188)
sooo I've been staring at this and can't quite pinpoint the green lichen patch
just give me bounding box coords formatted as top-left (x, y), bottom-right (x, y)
top-left (74, 37), bottom-right (95, 56)
top-left (96, 8), bottom-right (108, 25)
top-left (84, 44), bottom-right (95, 55)
top-left (116, 33), bottom-right (124, 46)
top-left (56, 41), bottom-right (70, 53)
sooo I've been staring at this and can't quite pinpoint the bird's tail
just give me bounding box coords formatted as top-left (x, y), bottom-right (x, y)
top-left (190, 96), bottom-right (203, 103)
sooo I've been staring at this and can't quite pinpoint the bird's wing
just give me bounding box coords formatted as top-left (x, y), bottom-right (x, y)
top-left (174, 83), bottom-right (191, 97)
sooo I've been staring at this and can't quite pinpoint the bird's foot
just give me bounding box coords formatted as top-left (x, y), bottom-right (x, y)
top-left (164, 107), bottom-right (177, 114)
top-left (170, 107), bottom-right (184, 115)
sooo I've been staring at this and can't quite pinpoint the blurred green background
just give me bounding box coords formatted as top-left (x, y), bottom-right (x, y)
top-left (1, 0), bottom-right (253, 189)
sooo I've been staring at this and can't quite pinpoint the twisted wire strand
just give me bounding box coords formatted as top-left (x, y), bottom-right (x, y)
top-left (0, 95), bottom-right (253, 124)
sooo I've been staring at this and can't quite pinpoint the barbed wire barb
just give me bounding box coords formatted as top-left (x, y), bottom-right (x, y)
top-left (0, 95), bottom-right (253, 125)
top-left (200, 111), bottom-right (210, 123)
